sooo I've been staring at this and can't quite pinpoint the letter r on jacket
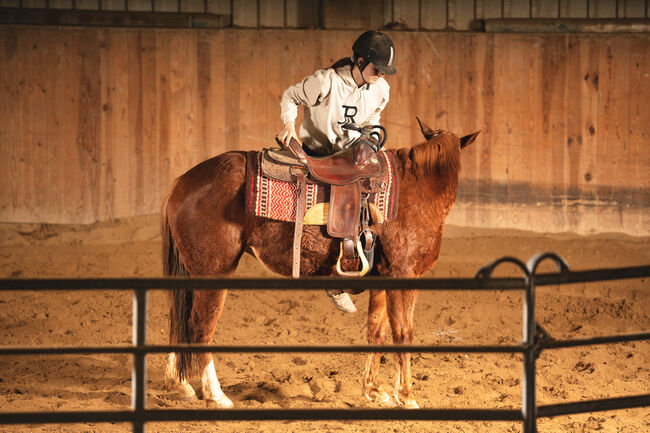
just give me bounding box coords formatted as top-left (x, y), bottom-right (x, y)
top-left (338, 105), bottom-right (358, 125)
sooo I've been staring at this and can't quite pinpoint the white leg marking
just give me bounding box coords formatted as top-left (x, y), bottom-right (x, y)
top-left (201, 360), bottom-right (234, 408)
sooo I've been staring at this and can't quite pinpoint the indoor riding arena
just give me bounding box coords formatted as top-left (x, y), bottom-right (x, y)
top-left (0, 1), bottom-right (648, 432)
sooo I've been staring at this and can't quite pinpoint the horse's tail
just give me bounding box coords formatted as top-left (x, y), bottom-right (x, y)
top-left (162, 192), bottom-right (193, 382)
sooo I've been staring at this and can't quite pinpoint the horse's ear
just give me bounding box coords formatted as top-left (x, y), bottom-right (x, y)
top-left (416, 117), bottom-right (436, 141)
top-left (460, 131), bottom-right (480, 149)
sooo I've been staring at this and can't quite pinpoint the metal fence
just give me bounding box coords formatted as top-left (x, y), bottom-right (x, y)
top-left (0, 252), bottom-right (649, 433)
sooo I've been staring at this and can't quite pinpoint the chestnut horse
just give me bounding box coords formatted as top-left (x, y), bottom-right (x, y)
top-left (163, 119), bottom-right (479, 409)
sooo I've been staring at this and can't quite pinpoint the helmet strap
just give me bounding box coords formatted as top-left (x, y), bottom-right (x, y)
top-left (353, 56), bottom-right (369, 86)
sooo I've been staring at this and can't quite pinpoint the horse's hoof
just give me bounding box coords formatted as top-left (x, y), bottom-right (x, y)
top-left (403, 399), bottom-right (419, 409)
top-left (206, 393), bottom-right (234, 409)
top-left (365, 390), bottom-right (395, 408)
top-left (166, 382), bottom-right (198, 402)
top-left (171, 386), bottom-right (199, 403)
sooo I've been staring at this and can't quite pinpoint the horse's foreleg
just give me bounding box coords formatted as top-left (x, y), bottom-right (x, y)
top-left (363, 290), bottom-right (394, 407)
top-left (386, 289), bottom-right (419, 409)
top-left (189, 289), bottom-right (234, 408)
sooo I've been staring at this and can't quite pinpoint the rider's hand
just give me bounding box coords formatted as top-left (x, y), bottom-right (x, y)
top-left (278, 122), bottom-right (300, 147)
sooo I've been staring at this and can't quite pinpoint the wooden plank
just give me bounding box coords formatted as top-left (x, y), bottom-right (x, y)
top-left (154, 0), bottom-right (177, 12)
top-left (596, 35), bottom-right (630, 188)
top-left (59, 29), bottom-right (83, 222)
top-left (223, 30), bottom-right (241, 152)
top-left (77, 28), bottom-right (103, 221)
top-left (485, 18), bottom-right (650, 32)
top-left (137, 30), bottom-right (159, 214)
top-left (393, 0), bottom-right (420, 29)
top-left (533, 0), bottom-right (559, 18)
top-left (456, 33), bottom-right (489, 226)
top-left (181, 0), bottom-right (205, 13)
top-left (233, 0), bottom-right (258, 27)
top-left (285, 0), bottom-right (319, 28)
top-left (155, 31), bottom-right (173, 210)
top-left (448, 0), bottom-right (476, 30)
top-left (16, 29), bottom-right (34, 220)
top-left (102, 29), bottom-right (131, 219)
top-left (476, 33), bottom-right (496, 226)
top-left (128, 0), bottom-right (152, 11)
top-left (503, 0), bottom-right (530, 18)
top-left (207, 0), bottom-right (231, 14)
top-left (560, 0), bottom-right (587, 17)
top-left (21, 0), bottom-right (47, 7)
top-left (620, 0), bottom-right (647, 17)
top-left (322, 0), bottom-right (384, 29)
top-left (0, 0), bottom-right (20, 7)
top-left (543, 35), bottom-right (568, 194)
top-left (50, 0), bottom-right (74, 9)
top-left (626, 35), bottom-right (650, 233)
top-left (0, 27), bottom-right (15, 219)
top-left (476, 0), bottom-right (502, 18)
top-left (203, 30), bottom-right (227, 157)
top-left (0, 9), bottom-right (193, 27)
top-left (589, 0), bottom-right (617, 18)
top-left (420, 0), bottom-right (447, 30)
top-left (76, 0), bottom-right (100, 10)
top-left (259, 0), bottom-right (285, 27)
top-left (488, 34), bottom-right (514, 185)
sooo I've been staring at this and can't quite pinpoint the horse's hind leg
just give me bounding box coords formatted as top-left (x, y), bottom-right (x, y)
top-left (189, 289), bottom-right (234, 408)
top-left (363, 290), bottom-right (394, 407)
top-left (386, 289), bottom-right (419, 409)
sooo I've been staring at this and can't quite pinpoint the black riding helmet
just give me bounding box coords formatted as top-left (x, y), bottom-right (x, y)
top-left (352, 31), bottom-right (397, 75)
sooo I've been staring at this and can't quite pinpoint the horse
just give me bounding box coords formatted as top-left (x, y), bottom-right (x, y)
top-left (162, 118), bottom-right (479, 409)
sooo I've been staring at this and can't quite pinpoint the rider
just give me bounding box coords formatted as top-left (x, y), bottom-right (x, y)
top-left (278, 30), bottom-right (397, 314)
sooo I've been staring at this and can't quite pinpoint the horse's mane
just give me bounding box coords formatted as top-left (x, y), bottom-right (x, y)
top-left (409, 130), bottom-right (461, 179)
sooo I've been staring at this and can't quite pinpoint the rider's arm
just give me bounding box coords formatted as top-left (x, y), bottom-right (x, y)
top-left (365, 83), bottom-right (390, 126)
top-left (280, 70), bottom-right (333, 146)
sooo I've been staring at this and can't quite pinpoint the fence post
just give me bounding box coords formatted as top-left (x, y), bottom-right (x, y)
top-left (132, 288), bottom-right (148, 433)
top-left (523, 253), bottom-right (570, 433)
top-left (522, 271), bottom-right (537, 433)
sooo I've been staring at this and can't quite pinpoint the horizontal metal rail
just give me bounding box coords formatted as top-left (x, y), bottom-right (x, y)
top-left (0, 408), bottom-right (524, 424)
top-left (2, 393), bottom-right (649, 425)
top-left (2, 328), bottom-right (649, 357)
top-left (0, 343), bottom-right (527, 356)
top-left (534, 265), bottom-right (650, 286)
top-left (538, 394), bottom-right (650, 418)
top-left (0, 264), bottom-right (647, 291)
top-left (540, 332), bottom-right (650, 350)
top-left (0, 276), bottom-right (526, 291)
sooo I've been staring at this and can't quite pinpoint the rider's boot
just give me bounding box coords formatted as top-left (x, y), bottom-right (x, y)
top-left (327, 289), bottom-right (357, 313)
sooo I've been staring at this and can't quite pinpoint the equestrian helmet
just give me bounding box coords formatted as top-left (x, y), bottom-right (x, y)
top-left (352, 30), bottom-right (397, 75)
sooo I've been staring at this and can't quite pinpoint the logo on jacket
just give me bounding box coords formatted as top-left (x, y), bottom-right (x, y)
top-left (338, 105), bottom-right (358, 125)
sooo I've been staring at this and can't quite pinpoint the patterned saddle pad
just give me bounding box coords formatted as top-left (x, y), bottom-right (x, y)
top-left (245, 150), bottom-right (399, 224)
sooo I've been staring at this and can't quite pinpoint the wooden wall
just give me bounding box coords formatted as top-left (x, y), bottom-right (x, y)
top-left (0, 26), bottom-right (648, 235)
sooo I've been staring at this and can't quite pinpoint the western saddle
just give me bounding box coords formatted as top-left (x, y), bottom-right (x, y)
top-left (265, 124), bottom-right (388, 278)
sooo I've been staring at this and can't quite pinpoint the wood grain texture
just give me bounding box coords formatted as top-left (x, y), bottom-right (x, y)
top-left (0, 27), bottom-right (648, 235)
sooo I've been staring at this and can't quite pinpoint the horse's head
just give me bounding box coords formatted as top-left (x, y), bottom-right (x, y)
top-left (407, 117), bottom-right (479, 179)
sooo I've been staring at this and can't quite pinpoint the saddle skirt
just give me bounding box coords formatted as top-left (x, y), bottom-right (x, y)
top-left (245, 149), bottom-right (399, 224)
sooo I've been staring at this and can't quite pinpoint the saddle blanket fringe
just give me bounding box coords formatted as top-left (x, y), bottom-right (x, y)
top-left (245, 150), bottom-right (398, 223)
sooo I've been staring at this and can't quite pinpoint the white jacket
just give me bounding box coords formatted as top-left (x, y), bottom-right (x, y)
top-left (280, 64), bottom-right (390, 155)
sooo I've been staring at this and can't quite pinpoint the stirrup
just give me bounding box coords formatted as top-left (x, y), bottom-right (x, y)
top-left (335, 240), bottom-right (370, 277)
